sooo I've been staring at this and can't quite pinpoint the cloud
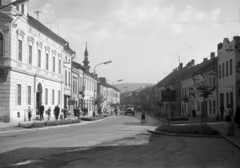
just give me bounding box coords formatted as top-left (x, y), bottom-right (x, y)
top-left (41, 3), bottom-right (55, 15)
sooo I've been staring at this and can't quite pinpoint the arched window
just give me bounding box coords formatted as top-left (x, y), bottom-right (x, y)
top-left (0, 33), bottom-right (3, 57)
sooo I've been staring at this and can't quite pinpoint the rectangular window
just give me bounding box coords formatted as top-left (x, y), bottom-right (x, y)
top-left (38, 49), bottom-right (41, 68)
top-left (29, 45), bottom-right (32, 65)
top-left (230, 92), bottom-right (233, 110)
top-left (53, 57), bottom-right (55, 72)
top-left (213, 100), bottom-right (216, 115)
top-left (52, 89), bottom-right (54, 105)
top-left (21, 4), bottom-right (24, 14)
top-left (222, 63), bottom-right (225, 78)
top-left (65, 70), bottom-right (67, 85)
top-left (46, 53), bottom-right (49, 70)
top-left (209, 101), bottom-right (212, 114)
top-left (226, 92), bottom-right (229, 105)
top-left (16, 5), bottom-right (19, 11)
top-left (59, 59), bottom-right (61, 74)
top-left (68, 72), bottom-right (71, 86)
top-left (45, 88), bottom-right (48, 105)
top-left (219, 64), bottom-right (221, 79)
top-left (28, 86), bottom-right (31, 105)
top-left (226, 61), bottom-right (228, 77)
top-left (18, 40), bottom-right (22, 61)
top-left (17, 84), bottom-right (21, 105)
top-left (230, 59), bottom-right (233, 75)
top-left (58, 90), bottom-right (60, 105)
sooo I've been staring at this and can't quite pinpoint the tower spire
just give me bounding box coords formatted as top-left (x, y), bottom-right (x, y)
top-left (83, 42), bottom-right (90, 72)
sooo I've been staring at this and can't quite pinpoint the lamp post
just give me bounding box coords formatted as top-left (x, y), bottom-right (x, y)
top-left (112, 79), bottom-right (123, 85)
top-left (93, 60), bottom-right (112, 114)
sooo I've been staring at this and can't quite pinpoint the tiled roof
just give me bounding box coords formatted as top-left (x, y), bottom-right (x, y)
top-left (0, 12), bottom-right (12, 20)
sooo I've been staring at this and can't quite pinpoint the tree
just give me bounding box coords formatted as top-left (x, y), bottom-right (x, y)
top-left (195, 81), bottom-right (216, 135)
top-left (195, 81), bottom-right (215, 118)
top-left (92, 94), bottom-right (107, 114)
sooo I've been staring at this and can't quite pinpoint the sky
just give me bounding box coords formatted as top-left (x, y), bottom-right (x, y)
top-left (28, 0), bottom-right (240, 84)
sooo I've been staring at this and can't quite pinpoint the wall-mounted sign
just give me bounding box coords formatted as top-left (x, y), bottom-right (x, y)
top-left (161, 90), bottom-right (176, 101)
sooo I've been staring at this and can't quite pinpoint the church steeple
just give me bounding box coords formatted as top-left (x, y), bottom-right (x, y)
top-left (83, 42), bottom-right (90, 72)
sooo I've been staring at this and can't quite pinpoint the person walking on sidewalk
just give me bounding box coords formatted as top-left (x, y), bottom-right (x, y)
top-left (39, 104), bottom-right (45, 121)
top-left (225, 104), bottom-right (233, 122)
top-left (141, 111), bottom-right (146, 123)
top-left (27, 106), bottom-right (32, 121)
top-left (46, 107), bottom-right (51, 120)
top-left (220, 104), bottom-right (225, 120)
top-left (54, 105), bottom-right (60, 120)
top-left (234, 106), bottom-right (240, 128)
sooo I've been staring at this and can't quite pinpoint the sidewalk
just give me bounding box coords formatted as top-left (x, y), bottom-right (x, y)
top-left (147, 113), bottom-right (240, 150)
top-left (0, 115), bottom-right (115, 134)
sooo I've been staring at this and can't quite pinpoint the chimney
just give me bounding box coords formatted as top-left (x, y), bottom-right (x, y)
top-left (191, 59), bottom-right (195, 66)
top-left (99, 77), bottom-right (106, 83)
top-left (217, 43), bottom-right (223, 51)
top-left (210, 52), bottom-right (215, 59)
top-left (203, 58), bottom-right (208, 62)
top-left (179, 63), bottom-right (183, 69)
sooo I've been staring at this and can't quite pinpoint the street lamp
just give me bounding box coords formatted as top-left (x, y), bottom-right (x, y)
top-left (112, 79), bottom-right (123, 85)
top-left (93, 60), bottom-right (112, 114)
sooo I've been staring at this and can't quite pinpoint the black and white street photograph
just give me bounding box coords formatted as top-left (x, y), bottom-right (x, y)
top-left (0, 0), bottom-right (240, 167)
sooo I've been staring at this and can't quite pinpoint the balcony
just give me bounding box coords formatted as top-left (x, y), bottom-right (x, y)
top-left (0, 57), bottom-right (10, 80)
top-left (0, 56), bottom-right (10, 67)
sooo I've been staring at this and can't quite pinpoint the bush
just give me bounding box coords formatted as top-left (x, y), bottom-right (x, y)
top-left (156, 124), bottom-right (220, 135)
top-left (169, 118), bottom-right (189, 121)
top-left (72, 119), bottom-right (81, 123)
top-left (45, 121), bottom-right (59, 126)
top-left (32, 122), bottom-right (45, 128)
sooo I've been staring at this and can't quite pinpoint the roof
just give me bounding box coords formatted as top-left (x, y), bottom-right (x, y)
top-left (28, 14), bottom-right (67, 44)
top-left (0, 12), bottom-right (12, 21)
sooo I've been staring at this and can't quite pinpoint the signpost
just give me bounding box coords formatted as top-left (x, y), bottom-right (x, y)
top-left (161, 90), bottom-right (176, 125)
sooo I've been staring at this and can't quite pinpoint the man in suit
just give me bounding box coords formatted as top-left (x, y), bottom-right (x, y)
top-left (54, 105), bottom-right (60, 120)
top-left (39, 104), bottom-right (45, 121)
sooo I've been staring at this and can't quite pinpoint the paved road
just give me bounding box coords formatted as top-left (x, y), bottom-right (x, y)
top-left (0, 112), bottom-right (161, 167)
top-left (1, 113), bottom-right (240, 168)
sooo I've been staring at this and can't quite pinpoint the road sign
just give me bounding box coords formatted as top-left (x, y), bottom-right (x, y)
top-left (161, 90), bottom-right (176, 101)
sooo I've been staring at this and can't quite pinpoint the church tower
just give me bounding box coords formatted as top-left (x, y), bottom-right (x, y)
top-left (83, 42), bottom-right (90, 72)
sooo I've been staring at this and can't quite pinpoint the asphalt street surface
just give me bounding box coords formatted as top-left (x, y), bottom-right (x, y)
top-left (0, 112), bottom-right (240, 168)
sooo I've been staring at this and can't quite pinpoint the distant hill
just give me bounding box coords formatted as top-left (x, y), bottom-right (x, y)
top-left (114, 83), bottom-right (153, 92)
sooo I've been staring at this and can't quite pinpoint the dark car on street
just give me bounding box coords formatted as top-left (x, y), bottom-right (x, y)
top-left (125, 108), bottom-right (134, 116)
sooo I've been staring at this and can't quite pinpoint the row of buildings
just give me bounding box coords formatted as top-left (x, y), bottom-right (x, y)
top-left (122, 36), bottom-right (240, 119)
top-left (0, 0), bottom-right (120, 123)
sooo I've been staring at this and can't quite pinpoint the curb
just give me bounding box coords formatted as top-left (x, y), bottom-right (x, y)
top-left (221, 134), bottom-right (240, 150)
top-left (148, 128), bottom-right (222, 138)
top-left (0, 115), bottom-right (116, 135)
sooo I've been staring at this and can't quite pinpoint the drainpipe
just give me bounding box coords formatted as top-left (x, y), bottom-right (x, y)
top-left (34, 74), bottom-right (37, 119)
top-left (70, 53), bottom-right (76, 115)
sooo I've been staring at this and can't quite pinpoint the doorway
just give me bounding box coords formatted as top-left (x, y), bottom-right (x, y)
top-left (36, 83), bottom-right (43, 115)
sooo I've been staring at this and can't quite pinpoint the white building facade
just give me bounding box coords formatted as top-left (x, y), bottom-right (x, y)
top-left (0, 0), bottom-right (74, 122)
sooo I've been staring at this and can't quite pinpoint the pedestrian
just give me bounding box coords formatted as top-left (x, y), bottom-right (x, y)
top-left (220, 104), bottom-right (224, 120)
top-left (225, 104), bottom-right (233, 122)
top-left (54, 105), bottom-right (60, 120)
top-left (39, 104), bottom-right (45, 121)
top-left (27, 106), bottom-right (32, 121)
top-left (234, 106), bottom-right (240, 128)
top-left (46, 107), bottom-right (51, 120)
top-left (141, 111), bottom-right (146, 123)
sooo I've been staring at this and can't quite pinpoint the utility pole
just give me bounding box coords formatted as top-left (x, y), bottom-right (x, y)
top-left (34, 11), bottom-right (41, 21)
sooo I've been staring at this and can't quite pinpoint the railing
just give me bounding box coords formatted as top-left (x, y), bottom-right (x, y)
top-left (0, 57), bottom-right (10, 67)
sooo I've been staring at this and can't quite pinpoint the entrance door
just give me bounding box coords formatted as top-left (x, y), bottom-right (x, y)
top-left (36, 83), bottom-right (43, 115)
